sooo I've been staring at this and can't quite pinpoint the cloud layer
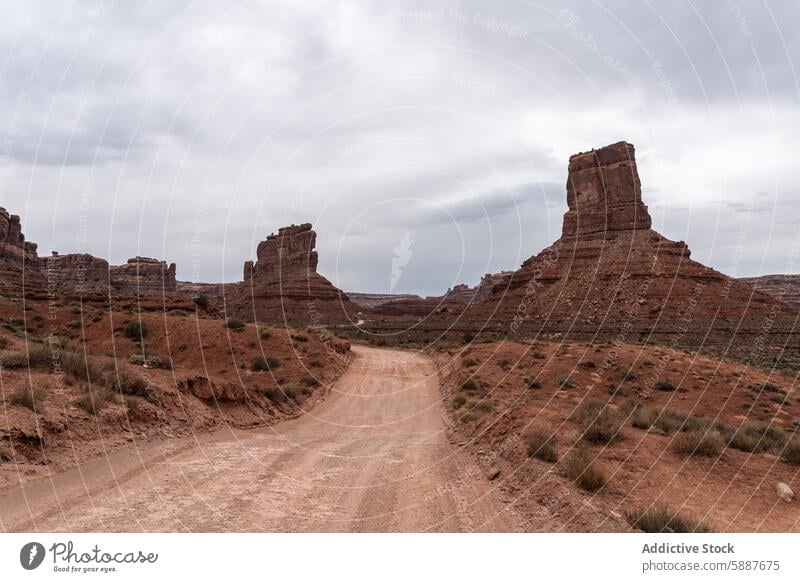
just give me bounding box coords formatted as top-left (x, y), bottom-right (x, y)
top-left (1, 0), bottom-right (798, 295)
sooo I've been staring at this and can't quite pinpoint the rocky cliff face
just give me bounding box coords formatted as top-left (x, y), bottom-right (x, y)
top-left (230, 223), bottom-right (355, 324)
top-left (477, 141), bottom-right (797, 345)
top-left (443, 271), bottom-right (513, 304)
top-left (0, 207), bottom-right (43, 292)
top-left (43, 253), bottom-right (176, 295)
top-left (562, 141), bottom-right (651, 237)
top-left (0, 207), bottom-right (39, 262)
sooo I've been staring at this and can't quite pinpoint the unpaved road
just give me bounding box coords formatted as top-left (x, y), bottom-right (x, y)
top-left (1, 346), bottom-right (522, 532)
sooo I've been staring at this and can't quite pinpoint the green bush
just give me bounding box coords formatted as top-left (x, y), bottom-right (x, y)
top-left (124, 320), bottom-right (148, 340)
top-left (291, 334), bottom-right (309, 343)
top-left (225, 318), bottom-right (245, 331)
top-left (452, 394), bottom-right (467, 409)
top-left (625, 506), bottom-right (713, 533)
top-left (524, 427), bottom-right (558, 463)
top-left (655, 380), bottom-right (676, 392)
top-left (259, 328), bottom-right (271, 339)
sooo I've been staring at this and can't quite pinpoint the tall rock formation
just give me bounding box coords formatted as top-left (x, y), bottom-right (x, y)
top-left (0, 207), bottom-right (44, 292)
top-left (480, 141), bottom-right (797, 346)
top-left (229, 223), bottom-right (355, 324)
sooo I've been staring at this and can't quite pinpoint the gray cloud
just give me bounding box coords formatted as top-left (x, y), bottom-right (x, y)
top-left (1, 0), bottom-right (798, 293)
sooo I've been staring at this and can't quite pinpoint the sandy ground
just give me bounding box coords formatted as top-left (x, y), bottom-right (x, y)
top-left (0, 346), bottom-right (522, 532)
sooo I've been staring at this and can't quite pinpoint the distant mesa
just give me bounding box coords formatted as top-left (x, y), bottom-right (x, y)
top-left (739, 275), bottom-right (800, 310)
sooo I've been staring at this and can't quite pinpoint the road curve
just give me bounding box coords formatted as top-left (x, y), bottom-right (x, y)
top-left (1, 346), bottom-right (522, 532)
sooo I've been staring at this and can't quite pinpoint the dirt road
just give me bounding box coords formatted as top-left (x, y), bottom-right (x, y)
top-left (1, 346), bottom-right (522, 532)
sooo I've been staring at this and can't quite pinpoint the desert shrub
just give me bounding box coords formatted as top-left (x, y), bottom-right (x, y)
top-left (291, 333), bottom-right (309, 343)
top-left (579, 360), bottom-right (596, 369)
top-left (458, 411), bottom-right (478, 423)
top-left (671, 429), bottom-right (724, 457)
top-left (577, 399), bottom-right (624, 444)
top-left (655, 380), bottom-right (676, 392)
top-left (564, 446), bottom-right (608, 491)
top-left (1, 346), bottom-right (51, 370)
top-left (169, 309), bottom-right (188, 317)
top-left (762, 382), bottom-right (784, 394)
top-left (531, 350), bottom-right (546, 360)
top-left (259, 328), bottom-right (271, 340)
top-left (729, 421), bottom-right (787, 453)
top-left (61, 351), bottom-right (105, 384)
top-left (463, 358), bottom-right (479, 367)
top-left (524, 427), bottom-right (558, 463)
top-left (558, 375), bottom-right (575, 389)
top-left (193, 295), bottom-right (209, 310)
top-left (75, 388), bottom-right (117, 414)
top-left (281, 384), bottom-right (301, 401)
top-left (781, 439), bottom-right (800, 465)
top-left (452, 394), bottom-right (467, 409)
top-left (251, 356), bottom-right (280, 371)
top-left (461, 378), bottom-right (477, 391)
top-left (10, 384), bottom-right (47, 411)
top-left (462, 332), bottom-right (475, 344)
top-left (299, 374), bottom-right (319, 387)
top-left (308, 359), bottom-right (322, 368)
top-left (225, 318), bottom-right (245, 331)
top-left (124, 320), bottom-right (148, 340)
top-left (0, 336), bottom-right (8, 349)
top-left (104, 365), bottom-right (160, 403)
top-left (633, 407), bottom-right (707, 435)
top-left (526, 378), bottom-right (542, 390)
top-left (262, 386), bottom-right (285, 402)
top-left (469, 400), bottom-right (494, 414)
top-left (0, 350), bottom-right (29, 369)
top-left (625, 506), bottom-right (713, 533)
top-left (642, 359), bottom-right (654, 367)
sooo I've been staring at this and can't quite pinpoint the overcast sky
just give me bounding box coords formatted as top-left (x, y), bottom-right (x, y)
top-left (1, 0), bottom-right (798, 295)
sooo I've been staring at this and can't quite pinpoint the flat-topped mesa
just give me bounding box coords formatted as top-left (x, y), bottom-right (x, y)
top-left (45, 254), bottom-right (177, 295)
top-left (562, 141), bottom-right (652, 238)
top-left (251, 223), bottom-right (318, 284)
top-left (110, 257), bottom-right (177, 294)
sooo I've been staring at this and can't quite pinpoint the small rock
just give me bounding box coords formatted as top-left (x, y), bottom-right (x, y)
top-left (776, 482), bottom-right (794, 503)
top-left (487, 467), bottom-right (501, 481)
